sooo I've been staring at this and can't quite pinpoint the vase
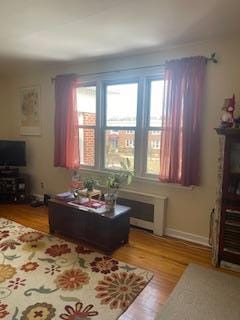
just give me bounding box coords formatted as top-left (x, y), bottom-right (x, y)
top-left (104, 193), bottom-right (117, 211)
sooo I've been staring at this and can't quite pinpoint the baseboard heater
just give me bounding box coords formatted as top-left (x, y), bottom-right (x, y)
top-left (116, 189), bottom-right (167, 236)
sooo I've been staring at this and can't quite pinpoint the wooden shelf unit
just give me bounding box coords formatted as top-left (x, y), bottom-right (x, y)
top-left (216, 128), bottom-right (240, 265)
top-left (0, 173), bottom-right (29, 203)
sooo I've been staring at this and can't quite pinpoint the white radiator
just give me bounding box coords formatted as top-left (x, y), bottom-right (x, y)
top-left (117, 189), bottom-right (167, 236)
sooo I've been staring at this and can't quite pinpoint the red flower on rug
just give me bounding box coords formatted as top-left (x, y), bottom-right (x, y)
top-left (19, 231), bottom-right (43, 243)
top-left (0, 240), bottom-right (20, 251)
top-left (75, 245), bottom-right (94, 255)
top-left (21, 262), bottom-right (39, 272)
top-left (21, 302), bottom-right (56, 320)
top-left (55, 269), bottom-right (90, 290)
top-left (0, 303), bottom-right (9, 318)
top-left (60, 302), bottom-right (98, 319)
top-left (95, 272), bottom-right (147, 309)
top-left (8, 277), bottom-right (26, 290)
top-left (45, 264), bottom-right (61, 276)
top-left (45, 244), bottom-right (71, 257)
top-left (0, 231), bottom-right (9, 241)
top-left (90, 256), bottom-right (119, 274)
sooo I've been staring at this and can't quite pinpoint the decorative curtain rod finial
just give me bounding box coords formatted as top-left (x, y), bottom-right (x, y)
top-left (207, 52), bottom-right (218, 64)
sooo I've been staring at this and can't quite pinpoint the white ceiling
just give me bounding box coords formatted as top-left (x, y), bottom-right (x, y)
top-left (0, 0), bottom-right (239, 71)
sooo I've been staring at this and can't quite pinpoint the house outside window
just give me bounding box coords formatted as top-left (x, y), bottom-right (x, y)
top-left (151, 140), bottom-right (160, 149)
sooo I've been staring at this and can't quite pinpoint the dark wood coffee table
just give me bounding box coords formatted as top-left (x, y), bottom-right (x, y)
top-left (48, 199), bottom-right (131, 252)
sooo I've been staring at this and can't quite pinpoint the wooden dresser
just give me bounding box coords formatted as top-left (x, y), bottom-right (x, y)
top-left (214, 128), bottom-right (240, 266)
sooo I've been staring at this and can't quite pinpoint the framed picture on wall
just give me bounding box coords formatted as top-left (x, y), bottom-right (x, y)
top-left (20, 85), bottom-right (41, 135)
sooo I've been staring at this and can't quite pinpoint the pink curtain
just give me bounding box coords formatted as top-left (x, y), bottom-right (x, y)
top-left (159, 56), bottom-right (206, 186)
top-left (54, 74), bottom-right (80, 169)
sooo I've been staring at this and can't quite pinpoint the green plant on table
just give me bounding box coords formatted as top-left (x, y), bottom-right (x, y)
top-left (106, 158), bottom-right (134, 195)
top-left (83, 177), bottom-right (99, 192)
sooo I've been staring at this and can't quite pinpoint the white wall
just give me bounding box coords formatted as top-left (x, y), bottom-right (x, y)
top-left (4, 36), bottom-right (240, 240)
top-left (0, 78), bottom-right (11, 138)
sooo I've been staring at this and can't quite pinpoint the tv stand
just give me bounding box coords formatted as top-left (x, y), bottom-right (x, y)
top-left (0, 167), bottom-right (19, 178)
top-left (0, 167), bottom-right (29, 203)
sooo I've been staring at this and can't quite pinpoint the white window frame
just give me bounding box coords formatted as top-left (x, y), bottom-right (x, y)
top-left (75, 67), bottom-right (164, 179)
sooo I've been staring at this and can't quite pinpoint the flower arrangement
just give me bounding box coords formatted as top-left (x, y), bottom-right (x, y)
top-left (105, 158), bottom-right (133, 210)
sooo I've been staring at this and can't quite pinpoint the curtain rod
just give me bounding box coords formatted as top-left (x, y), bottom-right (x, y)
top-left (51, 52), bottom-right (218, 83)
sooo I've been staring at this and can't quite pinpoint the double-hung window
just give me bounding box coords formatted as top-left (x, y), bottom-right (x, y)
top-left (76, 68), bottom-right (164, 179)
top-left (146, 79), bottom-right (164, 175)
top-left (104, 82), bottom-right (138, 170)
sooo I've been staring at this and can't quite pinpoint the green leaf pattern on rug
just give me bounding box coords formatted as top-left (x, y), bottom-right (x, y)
top-left (24, 285), bottom-right (59, 296)
top-left (28, 251), bottom-right (36, 260)
top-left (12, 307), bottom-right (19, 320)
top-left (120, 264), bottom-right (137, 272)
top-left (0, 287), bottom-right (11, 299)
top-left (38, 257), bottom-right (56, 263)
top-left (60, 295), bottom-right (80, 302)
top-left (78, 257), bottom-right (87, 268)
top-left (3, 254), bottom-right (21, 261)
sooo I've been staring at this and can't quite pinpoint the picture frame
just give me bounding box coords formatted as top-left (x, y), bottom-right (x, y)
top-left (20, 85), bottom-right (41, 136)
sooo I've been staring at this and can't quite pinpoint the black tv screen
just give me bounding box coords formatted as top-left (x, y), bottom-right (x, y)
top-left (0, 140), bottom-right (26, 166)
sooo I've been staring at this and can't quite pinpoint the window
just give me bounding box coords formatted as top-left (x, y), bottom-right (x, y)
top-left (76, 86), bottom-right (96, 167)
top-left (76, 68), bottom-right (164, 178)
top-left (125, 139), bottom-right (134, 148)
top-left (146, 80), bottom-right (164, 175)
top-left (110, 135), bottom-right (119, 149)
top-left (151, 140), bottom-right (160, 149)
top-left (104, 83), bottom-right (138, 170)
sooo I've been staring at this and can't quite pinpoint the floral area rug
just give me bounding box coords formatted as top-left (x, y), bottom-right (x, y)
top-left (0, 218), bottom-right (153, 319)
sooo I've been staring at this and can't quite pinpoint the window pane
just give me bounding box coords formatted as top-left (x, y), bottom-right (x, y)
top-left (105, 130), bottom-right (134, 170)
top-left (149, 80), bottom-right (164, 127)
top-left (77, 86), bottom-right (96, 125)
top-left (79, 128), bottom-right (95, 166)
top-left (147, 130), bottom-right (161, 175)
top-left (106, 83), bottom-right (138, 127)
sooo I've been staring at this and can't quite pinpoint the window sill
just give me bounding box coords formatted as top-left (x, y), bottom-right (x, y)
top-left (77, 167), bottom-right (194, 191)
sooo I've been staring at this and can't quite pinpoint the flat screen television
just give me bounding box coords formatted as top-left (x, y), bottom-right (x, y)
top-left (0, 140), bottom-right (26, 167)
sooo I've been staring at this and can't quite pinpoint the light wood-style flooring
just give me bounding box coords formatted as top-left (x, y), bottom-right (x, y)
top-left (0, 204), bottom-right (227, 320)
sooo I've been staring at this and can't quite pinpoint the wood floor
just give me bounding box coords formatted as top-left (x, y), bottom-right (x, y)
top-left (0, 204), bottom-right (222, 320)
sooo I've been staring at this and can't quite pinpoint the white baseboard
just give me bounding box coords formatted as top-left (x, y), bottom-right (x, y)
top-left (165, 227), bottom-right (210, 247)
top-left (130, 218), bottom-right (210, 247)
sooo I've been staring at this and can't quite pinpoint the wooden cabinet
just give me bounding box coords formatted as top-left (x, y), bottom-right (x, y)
top-left (215, 128), bottom-right (240, 265)
top-left (48, 199), bottom-right (130, 252)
